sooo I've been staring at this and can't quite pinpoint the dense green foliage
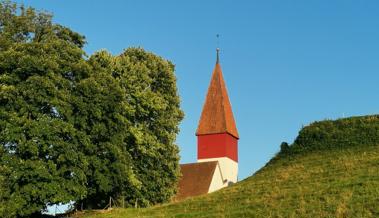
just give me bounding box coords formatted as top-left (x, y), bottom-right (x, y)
top-left (280, 115), bottom-right (379, 155)
top-left (76, 49), bottom-right (183, 209)
top-left (0, 1), bottom-right (183, 217)
top-left (78, 115), bottom-right (379, 218)
top-left (0, 2), bottom-right (89, 217)
top-left (111, 50), bottom-right (183, 207)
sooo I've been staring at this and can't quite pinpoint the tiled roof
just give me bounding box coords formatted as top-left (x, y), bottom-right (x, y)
top-left (174, 161), bottom-right (218, 201)
top-left (196, 63), bottom-right (239, 138)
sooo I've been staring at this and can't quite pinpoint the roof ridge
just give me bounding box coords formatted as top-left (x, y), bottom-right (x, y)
top-left (218, 65), bottom-right (230, 135)
top-left (219, 64), bottom-right (239, 138)
top-left (216, 66), bottom-right (227, 131)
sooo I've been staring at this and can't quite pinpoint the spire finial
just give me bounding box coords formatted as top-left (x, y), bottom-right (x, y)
top-left (216, 48), bottom-right (220, 64)
top-left (216, 34), bottom-right (220, 63)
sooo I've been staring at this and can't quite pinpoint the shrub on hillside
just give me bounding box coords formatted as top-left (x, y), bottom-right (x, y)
top-left (282, 115), bottom-right (379, 155)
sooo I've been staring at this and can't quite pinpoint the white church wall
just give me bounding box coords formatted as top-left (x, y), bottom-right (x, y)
top-left (198, 157), bottom-right (238, 184)
top-left (208, 163), bottom-right (225, 193)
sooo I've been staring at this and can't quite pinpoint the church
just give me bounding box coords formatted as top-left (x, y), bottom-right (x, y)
top-left (175, 49), bottom-right (239, 201)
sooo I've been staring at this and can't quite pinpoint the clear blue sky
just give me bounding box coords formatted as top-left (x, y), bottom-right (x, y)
top-left (17, 0), bottom-right (379, 180)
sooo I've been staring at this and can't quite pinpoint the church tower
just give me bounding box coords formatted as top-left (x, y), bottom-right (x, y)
top-left (196, 49), bottom-right (239, 185)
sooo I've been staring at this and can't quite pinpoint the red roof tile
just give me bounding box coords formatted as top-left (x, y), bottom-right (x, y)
top-left (174, 161), bottom-right (218, 201)
top-left (196, 63), bottom-right (239, 138)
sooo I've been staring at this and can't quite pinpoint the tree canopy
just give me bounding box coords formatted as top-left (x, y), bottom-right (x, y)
top-left (0, 1), bottom-right (183, 217)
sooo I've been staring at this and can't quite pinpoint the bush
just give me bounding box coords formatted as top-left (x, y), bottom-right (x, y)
top-left (281, 115), bottom-right (379, 155)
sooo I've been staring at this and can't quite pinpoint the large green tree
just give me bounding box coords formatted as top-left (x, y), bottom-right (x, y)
top-left (94, 49), bottom-right (183, 207)
top-left (0, 1), bottom-right (90, 217)
top-left (72, 51), bottom-right (140, 209)
top-left (0, 1), bottom-right (183, 216)
top-left (116, 49), bottom-right (183, 207)
top-left (76, 49), bottom-right (184, 209)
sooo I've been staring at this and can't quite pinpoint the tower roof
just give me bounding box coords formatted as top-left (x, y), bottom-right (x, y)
top-left (196, 59), bottom-right (239, 139)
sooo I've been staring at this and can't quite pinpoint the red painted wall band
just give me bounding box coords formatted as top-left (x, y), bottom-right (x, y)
top-left (197, 133), bottom-right (238, 162)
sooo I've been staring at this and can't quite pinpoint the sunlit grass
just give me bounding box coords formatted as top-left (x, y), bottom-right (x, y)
top-left (75, 144), bottom-right (379, 218)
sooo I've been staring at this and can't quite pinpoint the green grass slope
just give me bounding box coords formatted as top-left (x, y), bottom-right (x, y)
top-left (77, 115), bottom-right (379, 218)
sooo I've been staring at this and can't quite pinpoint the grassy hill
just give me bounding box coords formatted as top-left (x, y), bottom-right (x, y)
top-left (75, 115), bottom-right (379, 218)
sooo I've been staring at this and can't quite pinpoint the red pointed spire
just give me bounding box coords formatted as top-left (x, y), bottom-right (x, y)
top-left (196, 56), bottom-right (239, 139)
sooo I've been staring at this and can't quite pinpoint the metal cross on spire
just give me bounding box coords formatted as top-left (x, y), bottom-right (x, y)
top-left (216, 34), bottom-right (220, 64)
